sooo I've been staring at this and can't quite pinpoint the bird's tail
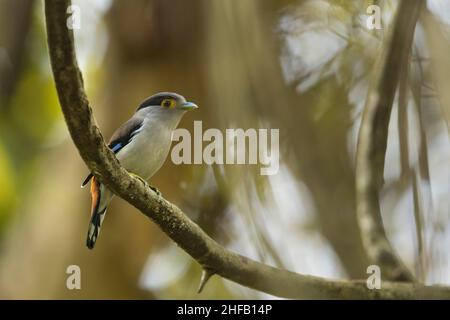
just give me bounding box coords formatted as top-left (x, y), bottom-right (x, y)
top-left (86, 177), bottom-right (112, 249)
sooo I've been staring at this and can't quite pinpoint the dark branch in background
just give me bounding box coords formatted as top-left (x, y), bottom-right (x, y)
top-left (45, 0), bottom-right (450, 298)
top-left (0, 0), bottom-right (34, 108)
top-left (398, 51), bottom-right (425, 281)
top-left (422, 10), bottom-right (450, 133)
top-left (355, 0), bottom-right (423, 282)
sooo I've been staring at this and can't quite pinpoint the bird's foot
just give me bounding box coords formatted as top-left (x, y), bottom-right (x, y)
top-left (130, 173), bottom-right (161, 196)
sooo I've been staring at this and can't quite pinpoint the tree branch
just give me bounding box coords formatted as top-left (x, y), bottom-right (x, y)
top-left (356, 0), bottom-right (423, 282)
top-left (45, 0), bottom-right (450, 299)
top-left (422, 10), bottom-right (450, 134)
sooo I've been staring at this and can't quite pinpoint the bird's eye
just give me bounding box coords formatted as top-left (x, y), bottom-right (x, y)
top-left (161, 98), bottom-right (176, 109)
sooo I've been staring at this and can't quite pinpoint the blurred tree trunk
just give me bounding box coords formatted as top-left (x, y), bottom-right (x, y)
top-left (0, 0), bottom-right (34, 109)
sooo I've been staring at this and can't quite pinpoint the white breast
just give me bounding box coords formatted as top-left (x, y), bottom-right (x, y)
top-left (116, 117), bottom-right (173, 180)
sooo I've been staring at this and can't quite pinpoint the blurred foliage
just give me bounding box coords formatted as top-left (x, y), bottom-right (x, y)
top-left (0, 0), bottom-right (449, 299)
top-left (0, 0), bottom-right (61, 231)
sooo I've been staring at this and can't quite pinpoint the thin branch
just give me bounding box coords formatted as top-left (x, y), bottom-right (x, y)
top-left (410, 46), bottom-right (432, 184)
top-left (197, 269), bottom-right (215, 294)
top-left (412, 170), bottom-right (426, 281)
top-left (45, 0), bottom-right (450, 299)
top-left (355, 0), bottom-right (423, 281)
top-left (422, 10), bottom-right (450, 134)
top-left (397, 55), bottom-right (410, 184)
top-left (398, 54), bottom-right (426, 281)
top-left (411, 51), bottom-right (433, 277)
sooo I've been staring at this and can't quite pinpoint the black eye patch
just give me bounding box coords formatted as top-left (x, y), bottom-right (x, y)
top-left (137, 94), bottom-right (180, 110)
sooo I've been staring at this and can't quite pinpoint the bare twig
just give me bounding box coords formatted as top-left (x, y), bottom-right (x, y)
top-left (422, 10), bottom-right (450, 133)
top-left (398, 55), bottom-right (410, 183)
top-left (412, 170), bottom-right (426, 281)
top-left (398, 55), bottom-right (426, 281)
top-left (355, 1), bottom-right (424, 282)
top-left (45, 0), bottom-right (450, 299)
top-left (197, 269), bottom-right (215, 294)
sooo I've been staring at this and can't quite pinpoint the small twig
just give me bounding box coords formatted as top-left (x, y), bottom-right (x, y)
top-left (422, 11), bottom-right (450, 134)
top-left (398, 53), bottom-right (410, 183)
top-left (197, 269), bottom-right (215, 294)
top-left (412, 170), bottom-right (426, 281)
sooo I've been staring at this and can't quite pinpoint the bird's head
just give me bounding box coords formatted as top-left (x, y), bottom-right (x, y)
top-left (137, 92), bottom-right (198, 113)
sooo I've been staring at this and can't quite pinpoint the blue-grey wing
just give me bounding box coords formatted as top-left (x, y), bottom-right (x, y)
top-left (81, 117), bottom-right (144, 187)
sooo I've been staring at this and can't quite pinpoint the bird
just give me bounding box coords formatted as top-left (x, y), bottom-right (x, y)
top-left (81, 92), bottom-right (198, 249)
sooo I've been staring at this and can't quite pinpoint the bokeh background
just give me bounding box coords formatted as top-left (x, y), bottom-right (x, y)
top-left (0, 0), bottom-right (449, 299)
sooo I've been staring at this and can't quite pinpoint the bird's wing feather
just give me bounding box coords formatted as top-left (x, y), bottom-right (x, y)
top-left (81, 116), bottom-right (145, 187)
top-left (107, 116), bottom-right (145, 152)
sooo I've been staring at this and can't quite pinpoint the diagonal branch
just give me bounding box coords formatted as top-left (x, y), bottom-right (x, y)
top-left (355, 0), bottom-right (423, 282)
top-left (45, 0), bottom-right (450, 299)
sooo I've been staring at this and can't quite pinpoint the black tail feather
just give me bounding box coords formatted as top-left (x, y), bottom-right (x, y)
top-left (86, 207), bottom-right (107, 249)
